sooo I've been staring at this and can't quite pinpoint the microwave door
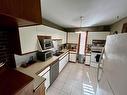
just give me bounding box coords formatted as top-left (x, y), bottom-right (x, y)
top-left (45, 51), bottom-right (52, 60)
top-left (44, 39), bottom-right (52, 49)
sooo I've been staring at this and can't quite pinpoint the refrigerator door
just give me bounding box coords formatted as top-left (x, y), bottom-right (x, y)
top-left (96, 73), bottom-right (114, 95)
top-left (103, 33), bottom-right (127, 95)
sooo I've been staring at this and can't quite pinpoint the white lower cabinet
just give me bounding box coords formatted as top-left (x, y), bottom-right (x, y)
top-left (65, 54), bottom-right (69, 64)
top-left (85, 55), bottom-right (91, 65)
top-left (42, 71), bottom-right (50, 90)
top-left (59, 58), bottom-right (65, 73)
top-left (38, 67), bottom-right (50, 89)
top-left (59, 53), bottom-right (69, 73)
top-left (69, 53), bottom-right (77, 62)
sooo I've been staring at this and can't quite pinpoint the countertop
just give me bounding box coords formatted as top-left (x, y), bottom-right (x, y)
top-left (16, 49), bottom-right (69, 90)
top-left (86, 53), bottom-right (91, 56)
top-left (0, 67), bottom-right (33, 95)
top-left (69, 50), bottom-right (77, 54)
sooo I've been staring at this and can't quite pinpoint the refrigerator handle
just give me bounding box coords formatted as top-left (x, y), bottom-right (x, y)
top-left (97, 48), bottom-right (105, 82)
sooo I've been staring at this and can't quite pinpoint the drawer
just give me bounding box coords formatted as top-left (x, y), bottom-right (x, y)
top-left (59, 52), bottom-right (69, 61)
top-left (38, 66), bottom-right (50, 76)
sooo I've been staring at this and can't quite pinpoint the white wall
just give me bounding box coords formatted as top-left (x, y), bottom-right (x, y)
top-left (36, 25), bottom-right (67, 44)
top-left (79, 32), bottom-right (86, 54)
top-left (67, 32), bottom-right (79, 43)
top-left (87, 32), bottom-right (110, 44)
top-left (15, 52), bottom-right (37, 67)
top-left (111, 17), bottom-right (127, 33)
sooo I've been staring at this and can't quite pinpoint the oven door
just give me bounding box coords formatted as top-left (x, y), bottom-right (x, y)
top-left (91, 52), bottom-right (101, 67)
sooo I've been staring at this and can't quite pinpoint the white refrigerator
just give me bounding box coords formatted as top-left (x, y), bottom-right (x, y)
top-left (96, 33), bottom-right (127, 95)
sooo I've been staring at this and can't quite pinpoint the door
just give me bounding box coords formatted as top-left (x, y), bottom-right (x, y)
top-left (65, 54), bottom-right (69, 65)
top-left (91, 52), bottom-right (101, 67)
top-left (59, 54), bottom-right (69, 72)
top-left (69, 53), bottom-right (77, 62)
top-left (59, 58), bottom-right (64, 73)
top-left (43, 71), bottom-right (50, 89)
top-left (38, 66), bottom-right (50, 90)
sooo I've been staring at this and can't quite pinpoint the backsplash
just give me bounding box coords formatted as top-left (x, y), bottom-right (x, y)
top-left (14, 52), bottom-right (37, 67)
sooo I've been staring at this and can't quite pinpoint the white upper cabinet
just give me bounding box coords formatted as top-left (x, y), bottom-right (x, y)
top-left (19, 26), bottom-right (37, 54)
top-left (68, 33), bottom-right (79, 43)
top-left (87, 32), bottom-right (109, 44)
top-left (18, 25), bottom-right (67, 54)
top-left (36, 25), bottom-right (67, 44)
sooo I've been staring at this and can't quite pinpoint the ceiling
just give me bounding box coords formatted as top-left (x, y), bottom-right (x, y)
top-left (41, 0), bottom-right (127, 28)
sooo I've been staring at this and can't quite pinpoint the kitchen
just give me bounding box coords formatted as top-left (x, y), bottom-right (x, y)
top-left (0, 0), bottom-right (127, 95)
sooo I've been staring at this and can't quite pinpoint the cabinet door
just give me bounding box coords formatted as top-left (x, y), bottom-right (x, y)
top-left (65, 54), bottom-right (69, 65)
top-left (91, 53), bottom-right (97, 62)
top-left (19, 26), bottom-right (37, 54)
top-left (63, 56), bottom-right (66, 68)
top-left (69, 53), bottom-right (76, 62)
top-left (59, 54), bottom-right (69, 73)
top-left (38, 67), bottom-right (50, 89)
top-left (43, 71), bottom-right (50, 89)
top-left (36, 25), bottom-right (66, 44)
top-left (68, 33), bottom-right (79, 43)
top-left (0, 0), bottom-right (42, 26)
top-left (59, 58), bottom-right (64, 73)
top-left (34, 83), bottom-right (45, 95)
top-left (85, 55), bottom-right (91, 65)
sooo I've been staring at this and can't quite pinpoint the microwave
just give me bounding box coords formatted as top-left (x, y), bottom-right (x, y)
top-left (39, 39), bottom-right (53, 50)
top-left (37, 51), bottom-right (53, 61)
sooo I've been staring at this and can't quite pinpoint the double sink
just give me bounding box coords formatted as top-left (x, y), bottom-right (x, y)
top-left (53, 51), bottom-right (64, 56)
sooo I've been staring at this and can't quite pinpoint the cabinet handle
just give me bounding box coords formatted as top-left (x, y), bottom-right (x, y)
top-left (0, 59), bottom-right (7, 68)
top-left (97, 48), bottom-right (105, 81)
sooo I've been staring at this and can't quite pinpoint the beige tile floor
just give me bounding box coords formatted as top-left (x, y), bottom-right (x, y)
top-left (46, 62), bottom-right (98, 95)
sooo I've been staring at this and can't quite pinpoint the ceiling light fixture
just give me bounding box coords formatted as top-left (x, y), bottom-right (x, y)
top-left (75, 16), bottom-right (84, 33)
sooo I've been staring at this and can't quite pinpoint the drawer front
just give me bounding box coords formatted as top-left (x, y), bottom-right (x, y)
top-left (38, 66), bottom-right (50, 76)
top-left (85, 56), bottom-right (91, 63)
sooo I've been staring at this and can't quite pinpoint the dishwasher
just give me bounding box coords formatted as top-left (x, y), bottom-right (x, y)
top-left (50, 60), bottom-right (59, 84)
